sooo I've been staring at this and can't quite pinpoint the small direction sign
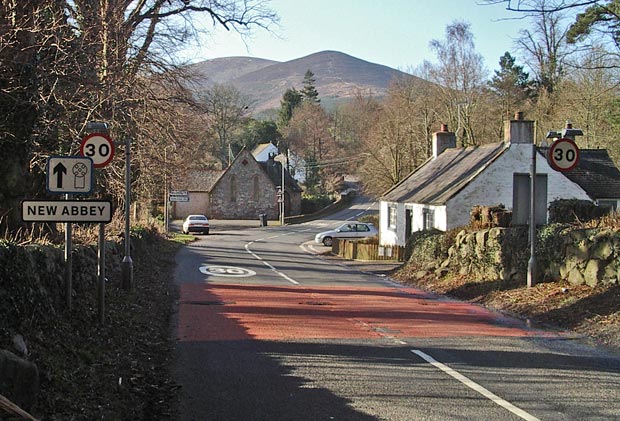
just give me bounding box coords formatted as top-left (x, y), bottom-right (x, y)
top-left (22, 200), bottom-right (112, 223)
top-left (46, 156), bottom-right (94, 194)
top-left (169, 190), bottom-right (189, 202)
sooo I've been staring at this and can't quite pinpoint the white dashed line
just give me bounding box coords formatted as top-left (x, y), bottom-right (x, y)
top-left (411, 350), bottom-right (540, 421)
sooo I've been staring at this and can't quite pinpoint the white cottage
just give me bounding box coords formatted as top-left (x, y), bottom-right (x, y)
top-left (379, 114), bottom-right (593, 247)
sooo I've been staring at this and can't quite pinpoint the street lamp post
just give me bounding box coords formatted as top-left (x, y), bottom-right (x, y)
top-left (275, 153), bottom-right (286, 225)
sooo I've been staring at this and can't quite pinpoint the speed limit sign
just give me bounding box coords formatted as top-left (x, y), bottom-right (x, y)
top-left (548, 137), bottom-right (579, 172)
top-left (80, 133), bottom-right (115, 168)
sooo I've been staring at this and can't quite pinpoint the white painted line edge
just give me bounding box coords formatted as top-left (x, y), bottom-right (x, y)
top-left (411, 350), bottom-right (540, 421)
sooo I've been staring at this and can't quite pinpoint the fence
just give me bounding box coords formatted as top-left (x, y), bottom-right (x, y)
top-left (333, 239), bottom-right (405, 262)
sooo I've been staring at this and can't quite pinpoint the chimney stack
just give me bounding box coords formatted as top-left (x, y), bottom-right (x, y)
top-left (432, 124), bottom-right (456, 158)
top-left (504, 111), bottom-right (534, 144)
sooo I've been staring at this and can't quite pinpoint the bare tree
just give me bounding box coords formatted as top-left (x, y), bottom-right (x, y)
top-left (201, 84), bottom-right (252, 169)
top-left (426, 21), bottom-right (488, 147)
top-left (0, 0), bottom-right (277, 231)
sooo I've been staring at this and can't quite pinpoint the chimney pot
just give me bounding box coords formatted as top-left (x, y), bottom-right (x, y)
top-left (433, 126), bottom-right (456, 158)
top-left (504, 112), bottom-right (534, 144)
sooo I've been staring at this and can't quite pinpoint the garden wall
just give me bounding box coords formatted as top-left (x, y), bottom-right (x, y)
top-left (413, 226), bottom-right (620, 287)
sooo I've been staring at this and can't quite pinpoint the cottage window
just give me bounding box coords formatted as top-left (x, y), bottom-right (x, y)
top-left (230, 175), bottom-right (237, 202)
top-left (423, 209), bottom-right (434, 230)
top-left (388, 206), bottom-right (397, 230)
top-left (252, 175), bottom-right (260, 201)
top-left (598, 200), bottom-right (617, 211)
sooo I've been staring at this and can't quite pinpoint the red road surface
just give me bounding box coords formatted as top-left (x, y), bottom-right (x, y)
top-left (177, 283), bottom-right (558, 342)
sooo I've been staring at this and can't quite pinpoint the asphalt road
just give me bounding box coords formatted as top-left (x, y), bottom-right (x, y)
top-left (171, 200), bottom-right (620, 420)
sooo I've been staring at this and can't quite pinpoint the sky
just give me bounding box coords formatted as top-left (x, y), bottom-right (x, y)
top-left (179, 0), bottom-right (535, 74)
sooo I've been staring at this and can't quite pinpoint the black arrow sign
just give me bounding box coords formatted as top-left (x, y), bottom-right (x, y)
top-left (53, 162), bottom-right (67, 188)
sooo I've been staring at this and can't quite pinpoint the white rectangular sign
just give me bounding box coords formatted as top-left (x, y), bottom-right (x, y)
top-left (46, 156), bottom-right (94, 194)
top-left (22, 200), bottom-right (112, 223)
top-left (169, 195), bottom-right (189, 202)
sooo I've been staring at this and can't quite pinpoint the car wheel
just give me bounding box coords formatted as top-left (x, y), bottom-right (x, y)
top-left (205, 229), bottom-right (210, 235)
top-left (323, 237), bottom-right (333, 247)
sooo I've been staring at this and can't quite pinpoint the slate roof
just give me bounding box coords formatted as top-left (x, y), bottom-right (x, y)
top-left (180, 169), bottom-right (224, 191)
top-left (251, 143), bottom-right (276, 160)
top-left (540, 148), bottom-right (620, 200)
top-left (382, 142), bottom-right (508, 205)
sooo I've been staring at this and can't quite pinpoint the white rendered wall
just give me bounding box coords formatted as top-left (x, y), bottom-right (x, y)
top-left (446, 143), bottom-right (591, 230)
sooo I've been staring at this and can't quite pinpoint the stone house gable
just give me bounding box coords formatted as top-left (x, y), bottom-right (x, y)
top-left (209, 149), bottom-right (293, 219)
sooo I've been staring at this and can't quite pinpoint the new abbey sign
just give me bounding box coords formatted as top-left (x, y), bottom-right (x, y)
top-left (22, 200), bottom-right (112, 223)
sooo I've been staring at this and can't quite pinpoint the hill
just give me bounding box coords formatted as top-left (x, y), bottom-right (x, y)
top-left (186, 50), bottom-right (420, 113)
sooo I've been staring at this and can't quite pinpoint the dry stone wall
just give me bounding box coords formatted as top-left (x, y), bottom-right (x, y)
top-left (417, 226), bottom-right (620, 287)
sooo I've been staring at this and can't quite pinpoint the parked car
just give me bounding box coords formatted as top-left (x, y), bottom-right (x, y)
top-left (314, 221), bottom-right (378, 247)
top-left (182, 214), bottom-right (210, 234)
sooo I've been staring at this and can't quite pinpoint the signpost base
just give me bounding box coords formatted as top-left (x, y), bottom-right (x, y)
top-left (121, 256), bottom-right (133, 291)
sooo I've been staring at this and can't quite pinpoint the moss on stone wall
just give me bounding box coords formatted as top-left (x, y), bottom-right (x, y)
top-left (407, 225), bottom-right (620, 287)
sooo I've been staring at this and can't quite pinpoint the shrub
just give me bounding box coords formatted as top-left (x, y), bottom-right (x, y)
top-left (548, 199), bottom-right (609, 224)
top-left (301, 194), bottom-right (333, 214)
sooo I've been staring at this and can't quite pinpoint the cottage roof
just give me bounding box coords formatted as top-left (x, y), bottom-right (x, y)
top-left (251, 143), bottom-right (277, 160)
top-left (382, 142), bottom-right (507, 205)
top-left (540, 148), bottom-right (620, 200)
top-left (180, 169), bottom-right (224, 191)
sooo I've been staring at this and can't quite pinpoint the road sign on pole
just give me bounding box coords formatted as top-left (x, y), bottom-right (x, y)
top-left (548, 137), bottom-right (580, 172)
top-left (21, 200), bottom-right (113, 223)
top-left (169, 190), bottom-right (189, 202)
top-left (80, 132), bottom-right (115, 167)
top-left (46, 156), bottom-right (94, 194)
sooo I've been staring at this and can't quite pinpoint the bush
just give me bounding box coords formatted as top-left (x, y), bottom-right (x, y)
top-left (549, 199), bottom-right (609, 224)
top-left (301, 194), bottom-right (333, 214)
top-left (404, 229), bottom-right (449, 263)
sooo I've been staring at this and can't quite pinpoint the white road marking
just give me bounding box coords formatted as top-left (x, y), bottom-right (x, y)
top-left (411, 350), bottom-right (540, 421)
top-left (245, 242), bottom-right (300, 285)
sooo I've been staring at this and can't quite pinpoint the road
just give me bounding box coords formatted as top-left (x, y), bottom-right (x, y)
top-left (171, 200), bottom-right (620, 420)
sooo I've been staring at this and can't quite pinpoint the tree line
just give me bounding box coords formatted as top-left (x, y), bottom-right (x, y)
top-left (2, 0), bottom-right (620, 235)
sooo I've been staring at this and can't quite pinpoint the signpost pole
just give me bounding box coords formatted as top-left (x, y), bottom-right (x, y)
top-left (98, 223), bottom-right (105, 325)
top-left (121, 137), bottom-right (133, 291)
top-left (64, 193), bottom-right (72, 311)
top-left (527, 143), bottom-right (537, 288)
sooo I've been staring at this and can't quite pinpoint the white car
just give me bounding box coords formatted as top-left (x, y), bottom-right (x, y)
top-left (182, 214), bottom-right (210, 235)
top-left (314, 221), bottom-right (378, 247)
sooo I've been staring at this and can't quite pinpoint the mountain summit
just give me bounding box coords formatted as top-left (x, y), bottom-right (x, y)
top-left (187, 50), bottom-right (416, 112)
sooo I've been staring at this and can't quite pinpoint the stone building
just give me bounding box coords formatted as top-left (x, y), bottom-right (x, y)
top-left (172, 149), bottom-right (302, 220)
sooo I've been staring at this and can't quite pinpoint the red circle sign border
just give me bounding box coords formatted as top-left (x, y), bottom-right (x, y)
top-left (79, 133), bottom-right (115, 168)
top-left (548, 137), bottom-right (580, 172)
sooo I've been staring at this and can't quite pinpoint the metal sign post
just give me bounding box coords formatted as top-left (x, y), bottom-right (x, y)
top-left (98, 223), bottom-right (105, 325)
top-left (121, 137), bottom-right (133, 291)
top-left (527, 144), bottom-right (537, 288)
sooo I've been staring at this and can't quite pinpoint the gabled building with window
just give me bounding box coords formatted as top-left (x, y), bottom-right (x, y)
top-left (379, 114), bottom-right (597, 247)
top-left (172, 149), bottom-right (302, 220)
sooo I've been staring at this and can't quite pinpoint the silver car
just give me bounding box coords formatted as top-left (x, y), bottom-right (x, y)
top-left (314, 221), bottom-right (378, 247)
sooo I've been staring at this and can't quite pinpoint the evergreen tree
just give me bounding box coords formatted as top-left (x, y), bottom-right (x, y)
top-left (277, 87), bottom-right (303, 129)
top-left (301, 69), bottom-right (320, 103)
top-left (489, 52), bottom-right (533, 101)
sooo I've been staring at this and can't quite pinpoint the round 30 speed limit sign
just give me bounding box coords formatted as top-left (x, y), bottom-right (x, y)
top-left (548, 137), bottom-right (580, 172)
top-left (80, 133), bottom-right (115, 168)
